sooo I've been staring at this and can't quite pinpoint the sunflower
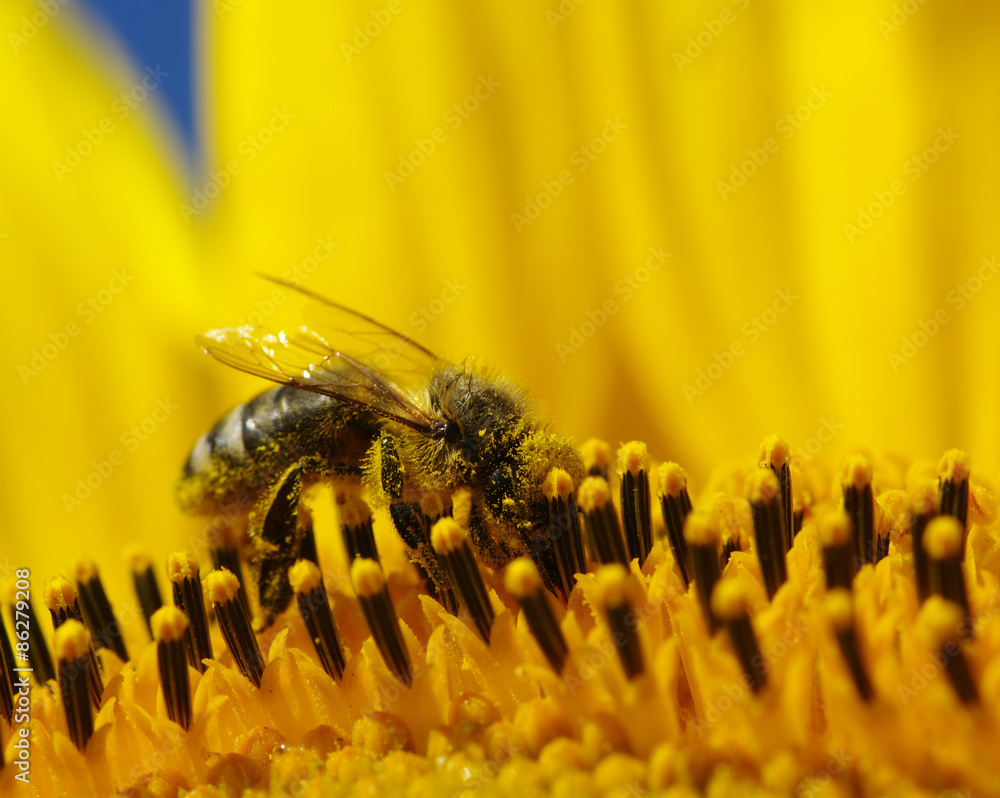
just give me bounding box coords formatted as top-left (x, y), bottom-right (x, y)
top-left (2, 0), bottom-right (1000, 795)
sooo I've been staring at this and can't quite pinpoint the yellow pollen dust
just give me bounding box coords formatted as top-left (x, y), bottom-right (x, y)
top-left (542, 467), bottom-right (574, 501)
top-left (746, 467), bottom-right (779, 504)
top-left (431, 517), bottom-right (467, 556)
top-left (616, 441), bottom-right (649, 476)
top-left (44, 576), bottom-right (77, 612)
top-left (710, 578), bottom-right (749, 621)
top-left (73, 557), bottom-right (99, 583)
top-left (151, 605), bottom-right (189, 643)
top-left (125, 545), bottom-right (152, 574)
top-left (167, 551), bottom-right (199, 583)
top-left (923, 516), bottom-right (963, 560)
top-left (504, 557), bottom-right (542, 598)
top-left (580, 437), bottom-right (612, 474)
top-left (595, 563), bottom-right (629, 607)
top-left (684, 511), bottom-right (721, 546)
top-left (351, 558), bottom-right (386, 598)
top-left (203, 569), bottom-right (241, 604)
top-left (578, 476), bottom-right (612, 513)
top-left (419, 491), bottom-right (446, 521)
top-left (840, 454), bottom-right (873, 490)
top-left (289, 559), bottom-right (323, 594)
top-left (824, 588), bottom-right (855, 631)
top-left (53, 618), bottom-right (91, 662)
top-left (656, 462), bottom-right (687, 498)
top-left (818, 509), bottom-right (851, 547)
top-left (338, 494), bottom-right (373, 529)
top-left (758, 434), bottom-right (789, 469)
top-left (937, 448), bottom-right (971, 482)
top-left (918, 595), bottom-right (965, 646)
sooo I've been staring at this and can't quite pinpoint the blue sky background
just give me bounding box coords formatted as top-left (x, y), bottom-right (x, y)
top-left (79, 0), bottom-right (197, 160)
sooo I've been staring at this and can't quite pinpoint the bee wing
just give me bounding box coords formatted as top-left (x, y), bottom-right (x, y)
top-left (198, 281), bottom-right (445, 434)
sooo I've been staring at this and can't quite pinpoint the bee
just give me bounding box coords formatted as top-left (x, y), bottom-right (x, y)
top-left (177, 279), bottom-right (585, 625)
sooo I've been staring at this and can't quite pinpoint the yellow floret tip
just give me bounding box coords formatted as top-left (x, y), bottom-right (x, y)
top-left (54, 618), bottom-right (91, 661)
top-left (616, 440), bottom-right (648, 476)
top-left (151, 605), bottom-right (189, 642)
top-left (289, 559), bottom-right (323, 594)
top-left (204, 568), bottom-right (241, 603)
top-left (577, 476), bottom-right (612, 513)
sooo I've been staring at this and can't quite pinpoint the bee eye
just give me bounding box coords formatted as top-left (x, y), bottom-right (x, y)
top-left (443, 418), bottom-right (464, 446)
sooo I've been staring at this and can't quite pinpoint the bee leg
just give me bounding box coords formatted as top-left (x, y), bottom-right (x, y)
top-left (373, 435), bottom-right (459, 614)
top-left (256, 464), bottom-right (312, 628)
top-left (465, 499), bottom-right (517, 570)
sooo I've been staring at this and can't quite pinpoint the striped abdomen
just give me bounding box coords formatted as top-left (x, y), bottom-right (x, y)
top-left (177, 385), bottom-right (380, 513)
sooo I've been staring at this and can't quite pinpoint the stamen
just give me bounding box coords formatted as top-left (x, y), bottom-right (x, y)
top-left (840, 455), bottom-right (877, 566)
top-left (152, 606), bottom-right (192, 730)
top-left (350, 558), bottom-right (412, 687)
top-left (127, 547), bottom-right (164, 639)
top-left (419, 493), bottom-right (460, 616)
top-left (339, 494), bottom-right (379, 562)
top-left (289, 559), bottom-right (346, 681)
top-left (595, 564), bottom-right (644, 679)
top-left (819, 509), bottom-right (855, 590)
top-left (578, 477), bottom-right (628, 567)
top-left (209, 524), bottom-right (250, 617)
top-left (923, 516), bottom-right (972, 639)
top-left (759, 435), bottom-right (793, 549)
top-left (54, 620), bottom-right (95, 750)
top-left (937, 449), bottom-right (971, 533)
top-left (167, 552), bottom-right (213, 672)
top-left (204, 569), bottom-right (265, 688)
top-left (581, 438), bottom-right (613, 481)
top-left (684, 512), bottom-right (723, 634)
top-left (3, 582), bottom-right (54, 684)
top-left (746, 469), bottom-right (788, 600)
top-left (431, 518), bottom-right (495, 643)
top-left (909, 484), bottom-right (939, 603)
top-left (710, 579), bottom-right (766, 692)
top-left (656, 462), bottom-right (692, 586)
top-left (919, 596), bottom-right (978, 705)
top-left (74, 558), bottom-right (129, 662)
top-left (45, 577), bottom-right (103, 707)
top-left (0, 611), bottom-right (15, 726)
top-left (541, 468), bottom-right (586, 602)
top-left (505, 557), bottom-right (568, 673)
top-left (824, 588), bottom-right (873, 701)
top-left (617, 441), bottom-right (653, 566)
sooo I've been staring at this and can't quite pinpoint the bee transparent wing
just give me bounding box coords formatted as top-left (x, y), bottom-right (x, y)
top-left (198, 283), bottom-right (445, 434)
